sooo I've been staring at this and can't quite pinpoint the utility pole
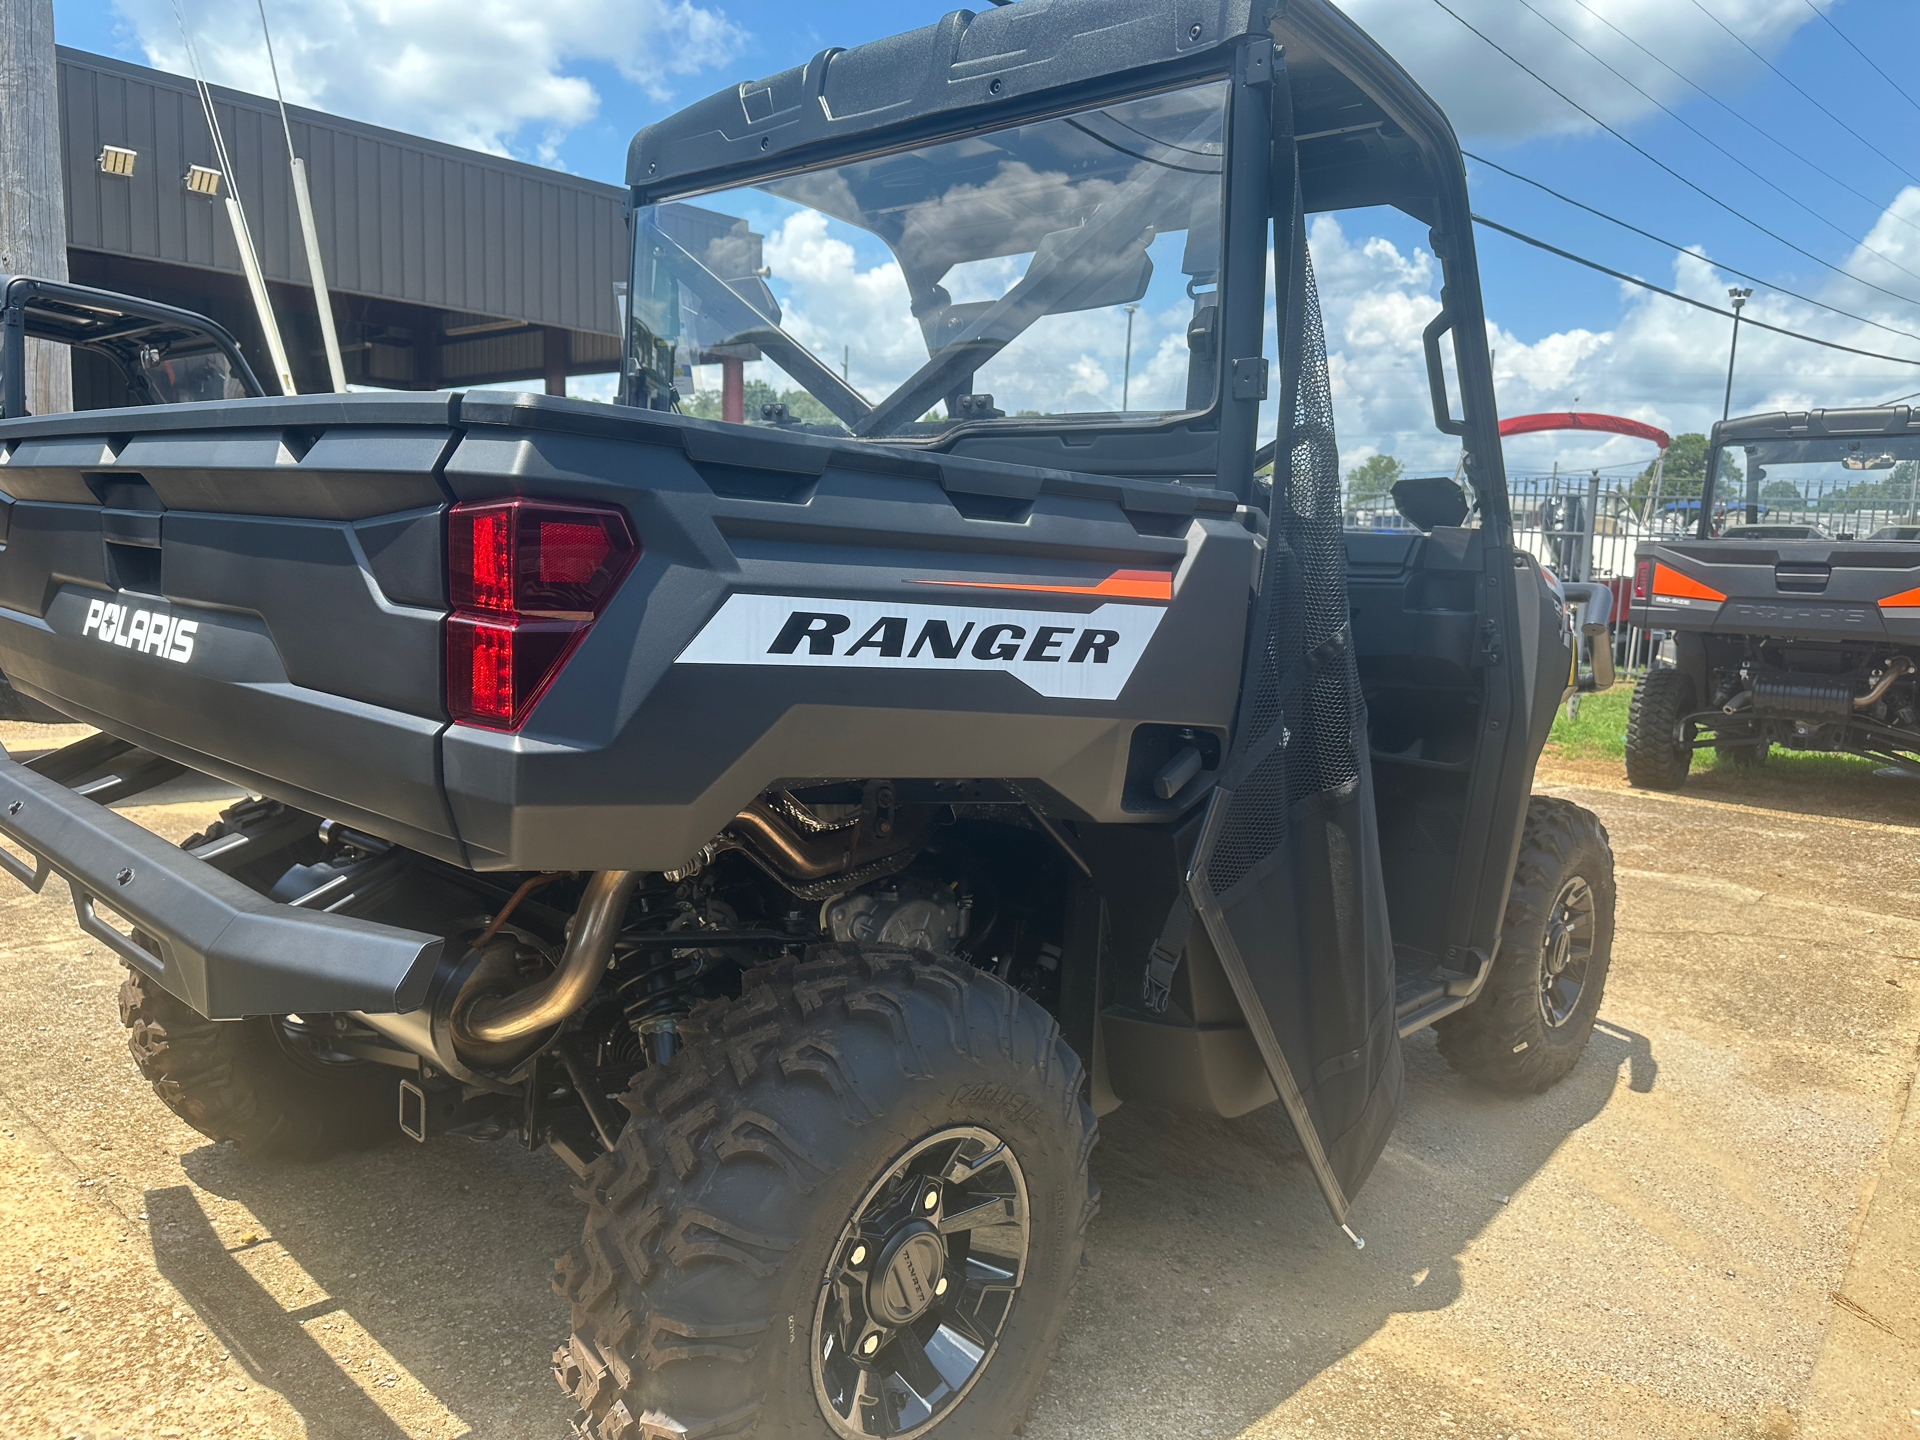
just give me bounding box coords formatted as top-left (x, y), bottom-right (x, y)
top-left (1121, 302), bottom-right (1139, 410)
top-left (1721, 288), bottom-right (1751, 425)
top-left (1722, 287), bottom-right (1753, 525)
top-left (0, 0), bottom-right (71, 414)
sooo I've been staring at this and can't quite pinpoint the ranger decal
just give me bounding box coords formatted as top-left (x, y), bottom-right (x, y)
top-left (676, 594), bottom-right (1165, 700)
top-left (81, 598), bottom-right (198, 663)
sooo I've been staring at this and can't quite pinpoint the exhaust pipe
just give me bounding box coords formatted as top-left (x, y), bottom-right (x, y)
top-left (453, 868), bottom-right (639, 1049)
top-left (356, 796), bottom-right (920, 1076)
top-left (1855, 655), bottom-right (1914, 710)
top-left (348, 868), bottom-right (638, 1081)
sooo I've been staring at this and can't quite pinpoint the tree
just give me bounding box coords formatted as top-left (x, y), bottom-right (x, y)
top-left (681, 380), bottom-right (839, 426)
top-left (1760, 478), bottom-right (1802, 502)
top-left (1345, 453), bottom-right (1403, 507)
top-left (1630, 432), bottom-right (1740, 516)
top-left (1894, 459), bottom-right (1920, 507)
top-left (1813, 460), bottom-right (1920, 515)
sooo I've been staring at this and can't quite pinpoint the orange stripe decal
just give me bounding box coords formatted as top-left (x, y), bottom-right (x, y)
top-left (1880, 585), bottom-right (1920, 608)
top-left (909, 567), bottom-right (1175, 601)
top-left (1652, 563), bottom-right (1726, 602)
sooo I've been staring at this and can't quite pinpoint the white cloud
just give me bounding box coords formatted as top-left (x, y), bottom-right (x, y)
top-left (115, 0), bottom-right (741, 158)
top-left (750, 209), bottom-right (1207, 419)
top-left (760, 209), bottom-right (927, 393)
top-left (1303, 192), bottom-right (1920, 483)
top-left (1344, 0), bottom-right (1828, 143)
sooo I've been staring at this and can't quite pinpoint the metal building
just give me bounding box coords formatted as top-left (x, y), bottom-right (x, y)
top-left (55, 46), bottom-right (627, 400)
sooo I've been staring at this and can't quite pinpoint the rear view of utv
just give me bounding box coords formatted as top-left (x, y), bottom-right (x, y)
top-left (1626, 406), bottom-right (1920, 789)
top-left (0, 1), bottom-right (1617, 1435)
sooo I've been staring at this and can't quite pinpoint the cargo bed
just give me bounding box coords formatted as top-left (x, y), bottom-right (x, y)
top-left (0, 390), bottom-right (1252, 870)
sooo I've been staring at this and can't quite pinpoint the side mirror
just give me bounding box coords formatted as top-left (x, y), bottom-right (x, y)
top-left (1390, 476), bottom-right (1470, 531)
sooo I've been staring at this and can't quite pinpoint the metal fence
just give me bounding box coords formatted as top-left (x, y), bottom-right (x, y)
top-left (1346, 471), bottom-right (1703, 678)
top-left (1347, 463), bottom-right (1920, 681)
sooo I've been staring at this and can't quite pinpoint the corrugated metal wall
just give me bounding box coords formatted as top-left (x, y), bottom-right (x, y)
top-left (57, 48), bottom-right (627, 337)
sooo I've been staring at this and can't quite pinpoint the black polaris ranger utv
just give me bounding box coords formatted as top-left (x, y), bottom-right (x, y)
top-left (0, 2), bottom-right (1617, 1435)
top-left (1626, 406), bottom-right (1920, 788)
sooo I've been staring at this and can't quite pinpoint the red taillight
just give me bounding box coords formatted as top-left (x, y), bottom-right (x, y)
top-left (445, 499), bottom-right (637, 729)
top-left (1633, 556), bottom-right (1654, 600)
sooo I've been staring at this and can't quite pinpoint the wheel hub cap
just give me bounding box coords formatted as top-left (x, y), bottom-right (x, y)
top-left (1538, 875), bottom-right (1596, 1028)
top-left (871, 1225), bottom-right (946, 1325)
top-left (812, 1126), bottom-right (1030, 1439)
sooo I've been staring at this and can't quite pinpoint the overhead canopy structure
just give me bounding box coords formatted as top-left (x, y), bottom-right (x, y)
top-left (55, 48), bottom-right (626, 401)
top-left (1499, 411), bottom-right (1671, 449)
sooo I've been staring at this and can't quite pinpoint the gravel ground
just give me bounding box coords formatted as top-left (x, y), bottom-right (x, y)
top-left (0, 724), bottom-right (1914, 1439)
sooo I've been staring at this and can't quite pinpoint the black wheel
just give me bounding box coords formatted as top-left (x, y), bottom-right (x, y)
top-left (554, 945), bottom-right (1097, 1440)
top-left (115, 797), bottom-right (398, 1159)
top-left (1625, 667), bottom-right (1695, 790)
top-left (1436, 797), bottom-right (1616, 1094)
top-left (118, 966), bottom-right (399, 1158)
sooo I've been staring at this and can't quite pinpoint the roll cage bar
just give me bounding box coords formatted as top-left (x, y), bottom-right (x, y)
top-left (0, 275), bottom-right (264, 418)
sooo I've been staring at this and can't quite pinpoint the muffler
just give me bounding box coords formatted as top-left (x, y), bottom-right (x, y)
top-left (1750, 673), bottom-right (1853, 720)
top-left (349, 868), bottom-right (639, 1084)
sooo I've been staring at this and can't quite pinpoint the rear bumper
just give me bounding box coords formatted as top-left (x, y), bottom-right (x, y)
top-left (0, 746), bottom-right (442, 1019)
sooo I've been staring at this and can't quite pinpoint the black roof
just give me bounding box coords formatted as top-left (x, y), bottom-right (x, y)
top-left (1715, 407), bottom-right (1920, 445)
top-left (628, 0), bottom-right (1449, 222)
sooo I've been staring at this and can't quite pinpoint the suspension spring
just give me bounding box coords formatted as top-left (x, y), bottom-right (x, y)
top-left (613, 935), bottom-right (707, 1066)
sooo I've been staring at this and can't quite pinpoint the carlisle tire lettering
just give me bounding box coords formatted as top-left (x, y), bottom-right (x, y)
top-left (677, 594), bottom-right (1166, 700)
top-left (81, 597), bottom-right (197, 663)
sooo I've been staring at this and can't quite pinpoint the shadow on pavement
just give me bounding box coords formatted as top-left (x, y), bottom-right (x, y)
top-left (154, 1021), bottom-right (1644, 1440)
top-left (1037, 1021), bottom-right (1640, 1436)
top-left (145, 1183), bottom-right (416, 1439)
top-left (1593, 1018), bottom-right (1658, 1093)
top-left (170, 1133), bottom-right (578, 1439)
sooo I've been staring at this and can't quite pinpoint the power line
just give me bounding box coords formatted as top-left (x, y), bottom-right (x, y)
top-left (1799, 0), bottom-right (1920, 119)
top-left (1464, 151), bottom-right (1920, 350)
top-left (1557, 0), bottom-right (1920, 243)
top-left (1472, 213), bottom-right (1920, 372)
top-left (1429, 0), bottom-right (1920, 315)
top-left (1685, 0), bottom-right (1919, 188)
top-left (1508, 0), bottom-right (1920, 293)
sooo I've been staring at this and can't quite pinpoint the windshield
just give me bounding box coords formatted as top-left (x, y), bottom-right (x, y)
top-left (1708, 436), bottom-right (1920, 537)
top-left (628, 81), bottom-right (1230, 439)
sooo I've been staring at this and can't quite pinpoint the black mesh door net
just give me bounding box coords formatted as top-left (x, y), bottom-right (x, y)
top-left (1185, 205), bottom-right (1403, 1222)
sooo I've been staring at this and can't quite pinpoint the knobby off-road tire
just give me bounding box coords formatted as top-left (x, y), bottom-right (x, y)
top-left (554, 945), bottom-right (1098, 1440)
top-left (1435, 797), bottom-right (1616, 1094)
top-left (118, 968), bottom-right (397, 1159)
top-left (1624, 667), bottom-right (1694, 790)
top-left (115, 800), bottom-right (397, 1160)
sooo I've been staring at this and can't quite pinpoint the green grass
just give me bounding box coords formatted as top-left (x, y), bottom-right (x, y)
top-left (1546, 679), bottom-right (1885, 780)
top-left (1548, 686), bottom-right (1633, 759)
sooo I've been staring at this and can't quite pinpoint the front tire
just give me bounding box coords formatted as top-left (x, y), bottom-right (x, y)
top-left (554, 945), bottom-right (1097, 1440)
top-left (1436, 797), bottom-right (1616, 1093)
top-left (1625, 667), bottom-right (1695, 790)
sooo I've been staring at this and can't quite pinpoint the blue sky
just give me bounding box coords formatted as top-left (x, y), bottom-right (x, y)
top-left (50, 0), bottom-right (1920, 474)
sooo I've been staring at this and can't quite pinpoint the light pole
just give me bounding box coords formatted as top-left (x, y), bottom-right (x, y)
top-left (1722, 287), bottom-right (1753, 525)
top-left (1121, 302), bottom-right (1139, 410)
top-left (1721, 287), bottom-right (1751, 423)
